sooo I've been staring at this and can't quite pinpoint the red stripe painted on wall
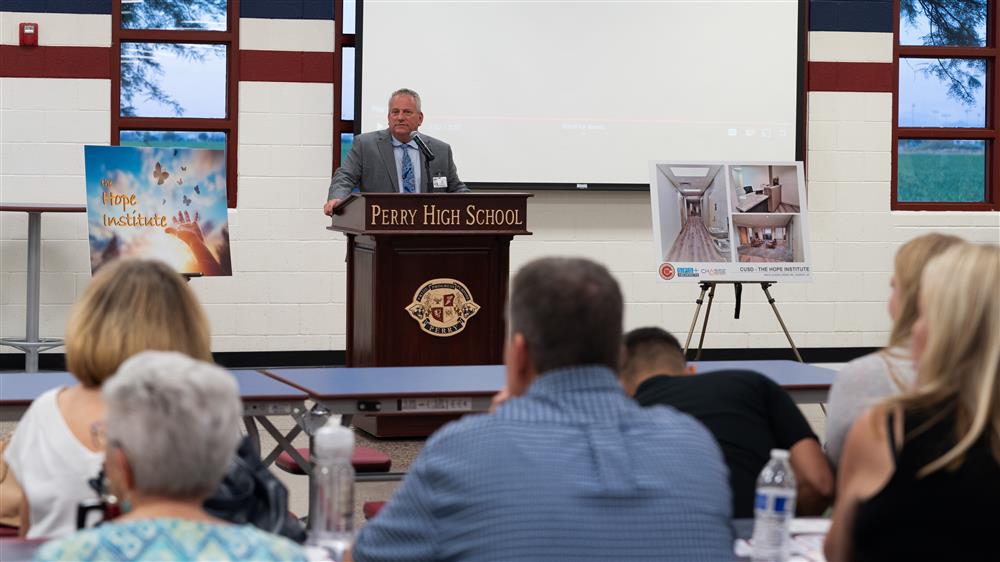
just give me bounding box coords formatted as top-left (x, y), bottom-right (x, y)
top-left (0, 45), bottom-right (111, 79)
top-left (240, 50), bottom-right (334, 83)
top-left (808, 61), bottom-right (893, 92)
top-left (2, 46), bottom-right (333, 84)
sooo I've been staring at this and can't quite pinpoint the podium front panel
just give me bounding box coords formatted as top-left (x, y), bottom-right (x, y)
top-left (348, 234), bottom-right (510, 367)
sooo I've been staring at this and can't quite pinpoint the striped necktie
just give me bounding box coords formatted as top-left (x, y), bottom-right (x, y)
top-left (401, 144), bottom-right (416, 193)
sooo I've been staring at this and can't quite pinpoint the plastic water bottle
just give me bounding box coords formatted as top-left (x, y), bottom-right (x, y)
top-left (750, 449), bottom-right (797, 562)
top-left (307, 421), bottom-right (355, 561)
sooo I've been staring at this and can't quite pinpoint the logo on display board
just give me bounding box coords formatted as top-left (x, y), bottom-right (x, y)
top-left (405, 278), bottom-right (481, 337)
top-left (677, 267), bottom-right (700, 278)
top-left (659, 263), bottom-right (676, 280)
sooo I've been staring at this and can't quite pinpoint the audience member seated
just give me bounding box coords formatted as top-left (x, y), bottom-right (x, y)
top-left (351, 257), bottom-right (736, 561)
top-left (3, 259), bottom-right (212, 538)
top-left (619, 327), bottom-right (833, 517)
top-left (824, 233), bottom-right (964, 466)
top-left (33, 352), bottom-right (306, 562)
top-left (824, 243), bottom-right (1000, 562)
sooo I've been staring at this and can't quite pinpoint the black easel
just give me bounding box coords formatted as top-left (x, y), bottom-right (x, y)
top-left (683, 281), bottom-right (803, 362)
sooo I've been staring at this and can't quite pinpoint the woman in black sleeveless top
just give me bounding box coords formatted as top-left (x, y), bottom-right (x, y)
top-left (824, 243), bottom-right (1000, 562)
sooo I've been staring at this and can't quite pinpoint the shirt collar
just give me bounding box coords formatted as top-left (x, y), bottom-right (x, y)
top-left (526, 365), bottom-right (623, 398)
top-left (391, 137), bottom-right (418, 149)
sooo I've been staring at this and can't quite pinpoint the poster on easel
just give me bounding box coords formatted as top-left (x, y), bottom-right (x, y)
top-left (83, 145), bottom-right (232, 276)
top-left (649, 161), bottom-right (811, 282)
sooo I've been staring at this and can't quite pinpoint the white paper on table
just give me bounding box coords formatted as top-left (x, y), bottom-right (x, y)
top-left (734, 518), bottom-right (830, 561)
top-left (790, 518), bottom-right (832, 534)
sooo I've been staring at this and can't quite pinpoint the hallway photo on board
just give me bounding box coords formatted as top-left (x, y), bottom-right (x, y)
top-left (653, 164), bottom-right (733, 263)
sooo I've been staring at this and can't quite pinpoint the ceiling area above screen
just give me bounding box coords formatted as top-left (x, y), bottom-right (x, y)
top-left (360, 1), bottom-right (801, 189)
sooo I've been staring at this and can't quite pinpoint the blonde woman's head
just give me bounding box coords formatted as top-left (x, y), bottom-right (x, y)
top-left (887, 233), bottom-right (965, 348)
top-left (65, 259), bottom-right (212, 387)
top-left (902, 243), bottom-right (1000, 475)
top-left (913, 243), bottom-right (999, 384)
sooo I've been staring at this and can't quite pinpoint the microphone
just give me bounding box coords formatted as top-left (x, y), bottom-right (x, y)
top-left (410, 132), bottom-right (436, 162)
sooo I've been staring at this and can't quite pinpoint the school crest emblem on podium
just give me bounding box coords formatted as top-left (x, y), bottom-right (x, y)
top-left (405, 278), bottom-right (481, 337)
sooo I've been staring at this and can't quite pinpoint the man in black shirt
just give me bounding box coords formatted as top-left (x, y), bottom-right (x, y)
top-left (620, 327), bottom-right (833, 517)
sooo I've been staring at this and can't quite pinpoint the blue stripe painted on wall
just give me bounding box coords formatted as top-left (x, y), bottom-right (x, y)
top-left (1, 0), bottom-right (111, 14)
top-left (810, 1), bottom-right (893, 33)
top-left (240, 0), bottom-right (333, 20)
top-left (2, 0), bottom-right (334, 20)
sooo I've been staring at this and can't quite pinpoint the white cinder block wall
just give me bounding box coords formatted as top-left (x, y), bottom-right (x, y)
top-left (804, 30), bottom-right (999, 348)
top-left (197, 15), bottom-right (345, 352)
top-left (1, 10), bottom-right (111, 340)
top-left (1, 12), bottom-right (997, 355)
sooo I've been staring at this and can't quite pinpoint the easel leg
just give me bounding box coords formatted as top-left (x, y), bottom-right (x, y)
top-left (761, 283), bottom-right (804, 363)
top-left (695, 283), bottom-right (717, 360)
top-left (683, 282), bottom-right (712, 355)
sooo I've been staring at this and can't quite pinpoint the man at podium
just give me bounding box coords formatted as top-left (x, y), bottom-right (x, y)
top-left (324, 88), bottom-right (468, 216)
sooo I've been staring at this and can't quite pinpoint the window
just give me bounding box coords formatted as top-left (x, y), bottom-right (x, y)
top-left (334, 1), bottom-right (357, 170)
top-left (112, 0), bottom-right (239, 207)
top-left (893, 0), bottom-right (997, 210)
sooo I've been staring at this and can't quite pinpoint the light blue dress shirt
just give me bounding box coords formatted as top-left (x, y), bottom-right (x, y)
top-left (391, 137), bottom-right (422, 193)
top-left (353, 365), bottom-right (736, 562)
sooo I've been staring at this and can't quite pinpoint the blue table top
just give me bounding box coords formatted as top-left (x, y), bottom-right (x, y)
top-left (692, 360), bottom-right (835, 389)
top-left (229, 369), bottom-right (309, 400)
top-left (263, 360), bottom-right (835, 399)
top-left (0, 361), bottom-right (835, 405)
top-left (262, 365), bottom-right (507, 399)
top-left (0, 369), bottom-right (308, 405)
top-left (0, 371), bottom-right (74, 404)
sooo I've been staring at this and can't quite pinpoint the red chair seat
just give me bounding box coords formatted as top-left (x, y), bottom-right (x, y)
top-left (363, 501), bottom-right (386, 520)
top-left (275, 447), bottom-right (391, 474)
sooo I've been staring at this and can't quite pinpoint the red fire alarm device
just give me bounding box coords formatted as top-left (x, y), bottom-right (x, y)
top-left (20, 23), bottom-right (39, 47)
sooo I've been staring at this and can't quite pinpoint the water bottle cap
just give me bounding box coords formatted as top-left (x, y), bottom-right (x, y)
top-left (314, 421), bottom-right (354, 459)
top-left (770, 448), bottom-right (790, 460)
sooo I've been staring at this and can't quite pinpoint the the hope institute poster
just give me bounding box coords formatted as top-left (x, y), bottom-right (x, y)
top-left (84, 145), bottom-right (232, 276)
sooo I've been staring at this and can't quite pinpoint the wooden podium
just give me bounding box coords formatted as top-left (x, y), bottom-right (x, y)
top-left (328, 192), bottom-right (532, 436)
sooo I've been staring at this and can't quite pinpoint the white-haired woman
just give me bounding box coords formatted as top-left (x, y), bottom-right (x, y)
top-left (824, 243), bottom-right (1000, 562)
top-left (34, 352), bottom-right (306, 562)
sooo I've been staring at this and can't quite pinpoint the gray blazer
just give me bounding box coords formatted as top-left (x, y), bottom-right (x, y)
top-left (327, 129), bottom-right (469, 201)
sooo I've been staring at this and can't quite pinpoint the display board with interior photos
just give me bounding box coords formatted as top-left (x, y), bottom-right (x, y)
top-left (648, 161), bottom-right (811, 283)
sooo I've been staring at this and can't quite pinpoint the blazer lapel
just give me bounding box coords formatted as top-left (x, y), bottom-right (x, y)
top-left (376, 129), bottom-right (399, 192)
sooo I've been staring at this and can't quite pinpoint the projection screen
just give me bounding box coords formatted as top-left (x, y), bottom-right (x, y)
top-left (359, 1), bottom-right (801, 188)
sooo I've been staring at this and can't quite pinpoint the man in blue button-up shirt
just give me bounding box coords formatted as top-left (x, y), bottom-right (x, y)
top-left (352, 257), bottom-right (736, 561)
